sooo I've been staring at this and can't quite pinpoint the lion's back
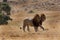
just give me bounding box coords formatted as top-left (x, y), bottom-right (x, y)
top-left (23, 19), bottom-right (33, 26)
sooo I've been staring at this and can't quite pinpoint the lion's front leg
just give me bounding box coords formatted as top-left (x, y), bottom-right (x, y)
top-left (34, 27), bottom-right (38, 32)
top-left (40, 25), bottom-right (45, 31)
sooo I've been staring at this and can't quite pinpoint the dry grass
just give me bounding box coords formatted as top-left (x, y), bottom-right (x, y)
top-left (0, 0), bottom-right (60, 40)
top-left (0, 11), bottom-right (60, 40)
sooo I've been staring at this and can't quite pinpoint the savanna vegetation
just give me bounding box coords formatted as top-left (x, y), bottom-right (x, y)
top-left (0, 2), bottom-right (12, 25)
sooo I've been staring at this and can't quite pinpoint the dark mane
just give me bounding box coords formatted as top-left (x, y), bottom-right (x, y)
top-left (32, 14), bottom-right (40, 27)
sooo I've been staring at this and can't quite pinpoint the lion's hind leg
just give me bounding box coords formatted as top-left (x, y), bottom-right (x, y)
top-left (27, 25), bottom-right (30, 32)
top-left (23, 25), bottom-right (26, 32)
top-left (23, 21), bottom-right (26, 32)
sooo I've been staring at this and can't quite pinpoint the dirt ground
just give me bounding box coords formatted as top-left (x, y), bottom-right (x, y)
top-left (0, 10), bottom-right (60, 40)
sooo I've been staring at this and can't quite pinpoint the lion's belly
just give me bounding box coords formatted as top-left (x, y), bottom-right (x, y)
top-left (28, 21), bottom-right (33, 26)
top-left (27, 20), bottom-right (33, 26)
top-left (24, 19), bottom-right (34, 26)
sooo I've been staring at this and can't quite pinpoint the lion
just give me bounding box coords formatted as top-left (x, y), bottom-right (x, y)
top-left (22, 14), bottom-right (46, 32)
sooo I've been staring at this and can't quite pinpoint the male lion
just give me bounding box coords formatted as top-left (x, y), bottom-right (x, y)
top-left (22, 14), bottom-right (46, 32)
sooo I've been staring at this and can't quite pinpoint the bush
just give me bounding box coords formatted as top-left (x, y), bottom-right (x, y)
top-left (0, 13), bottom-right (12, 25)
top-left (1, 2), bottom-right (11, 15)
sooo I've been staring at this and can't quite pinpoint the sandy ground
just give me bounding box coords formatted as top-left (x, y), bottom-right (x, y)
top-left (0, 10), bottom-right (60, 40)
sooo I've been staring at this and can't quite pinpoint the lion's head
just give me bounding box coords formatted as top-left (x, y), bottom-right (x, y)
top-left (40, 14), bottom-right (46, 22)
top-left (32, 14), bottom-right (46, 26)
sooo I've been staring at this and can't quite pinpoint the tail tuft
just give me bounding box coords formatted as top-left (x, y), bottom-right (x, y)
top-left (20, 27), bottom-right (22, 29)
